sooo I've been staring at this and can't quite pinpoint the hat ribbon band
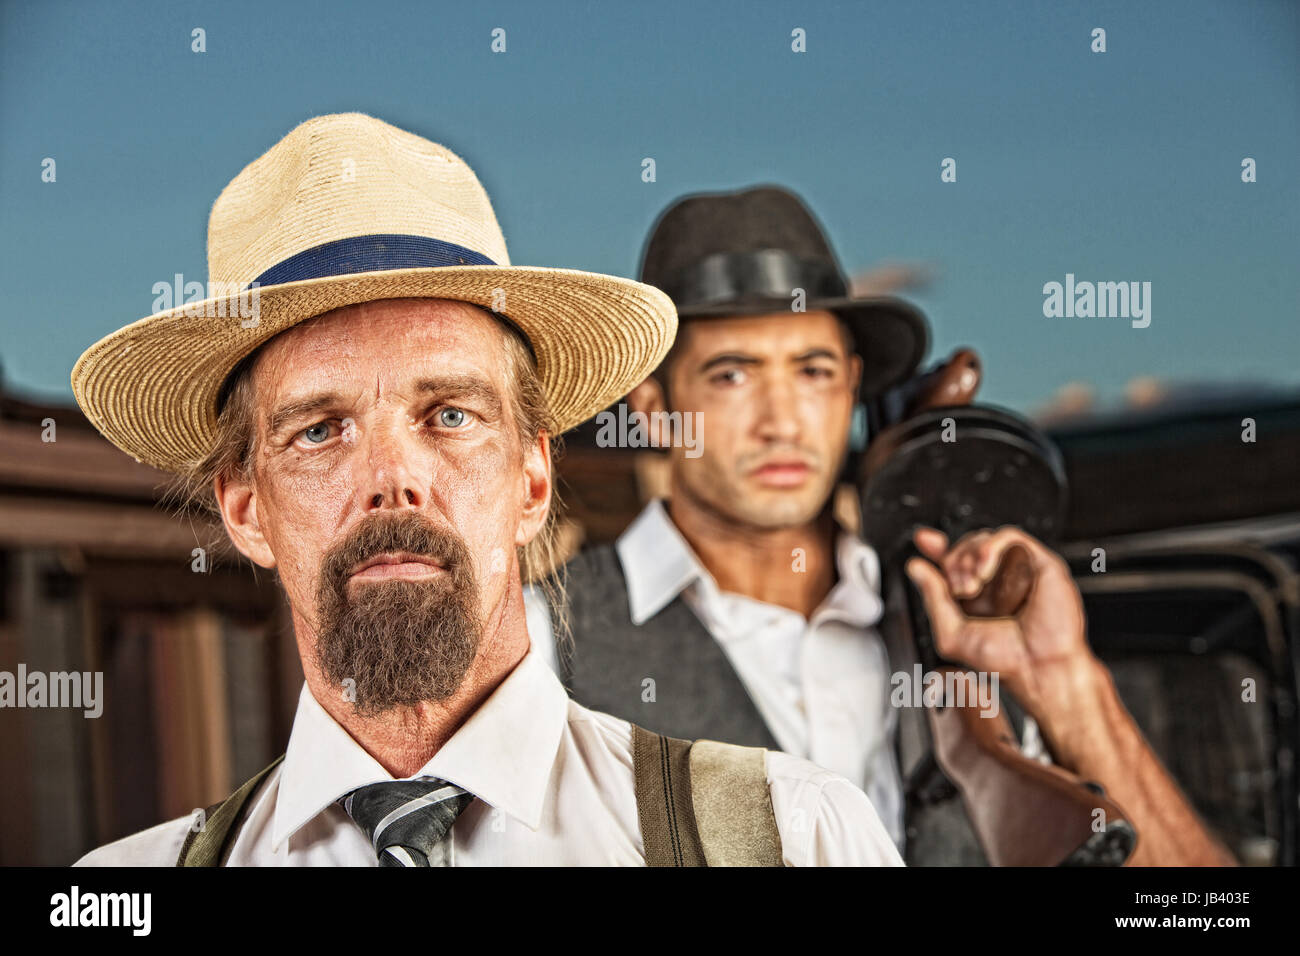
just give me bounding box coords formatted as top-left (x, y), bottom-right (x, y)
top-left (664, 249), bottom-right (846, 308)
top-left (250, 234), bottom-right (496, 288)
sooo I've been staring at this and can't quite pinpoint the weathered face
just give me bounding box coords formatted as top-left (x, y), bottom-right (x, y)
top-left (217, 298), bottom-right (550, 712)
top-left (656, 310), bottom-right (861, 530)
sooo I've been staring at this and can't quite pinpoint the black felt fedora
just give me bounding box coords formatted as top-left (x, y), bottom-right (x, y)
top-left (639, 185), bottom-right (928, 396)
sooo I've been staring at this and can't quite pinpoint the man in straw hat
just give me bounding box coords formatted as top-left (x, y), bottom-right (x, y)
top-left (528, 186), bottom-right (1234, 866)
top-left (71, 113), bottom-right (901, 866)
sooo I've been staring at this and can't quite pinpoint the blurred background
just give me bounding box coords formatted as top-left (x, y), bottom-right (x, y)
top-left (0, 0), bottom-right (1296, 865)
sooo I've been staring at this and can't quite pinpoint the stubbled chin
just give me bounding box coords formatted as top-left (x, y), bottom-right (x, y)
top-left (730, 493), bottom-right (826, 529)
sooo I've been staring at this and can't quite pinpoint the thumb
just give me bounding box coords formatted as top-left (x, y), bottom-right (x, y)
top-left (905, 557), bottom-right (966, 640)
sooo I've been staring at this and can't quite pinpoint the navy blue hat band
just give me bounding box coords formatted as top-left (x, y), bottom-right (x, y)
top-left (251, 234), bottom-right (496, 288)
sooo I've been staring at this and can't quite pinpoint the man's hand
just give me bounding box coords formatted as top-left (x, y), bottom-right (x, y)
top-left (903, 523), bottom-right (1237, 865)
top-left (904, 524), bottom-right (1093, 723)
top-left (903, 348), bottom-right (982, 417)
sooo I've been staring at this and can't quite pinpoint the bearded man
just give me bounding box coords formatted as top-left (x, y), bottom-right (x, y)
top-left (71, 114), bottom-right (900, 867)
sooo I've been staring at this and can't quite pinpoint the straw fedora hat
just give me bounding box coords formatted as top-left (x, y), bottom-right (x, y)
top-left (71, 112), bottom-right (677, 473)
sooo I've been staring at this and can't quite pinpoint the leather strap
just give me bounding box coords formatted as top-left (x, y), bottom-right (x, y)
top-left (631, 724), bottom-right (706, 866)
top-left (664, 249), bottom-right (846, 308)
top-left (176, 755), bottom-right (285, 866)
top-left (631, 724), bottom-right (782, 866)
top-left (180, 729), bottom-right (784, 867)
top-left (689, 740), bottom-right (784, 866)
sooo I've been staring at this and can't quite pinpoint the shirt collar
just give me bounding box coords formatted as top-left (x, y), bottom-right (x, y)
top-left (615, 498), bottom-right (706, 624)
top-left (272, 649), bottom-right (568, 850)
top-left (817, 530), bottom-right (885, 627)
top-left (616, 498), bottom-right (885, 627)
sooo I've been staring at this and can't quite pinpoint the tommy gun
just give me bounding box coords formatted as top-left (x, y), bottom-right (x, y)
top-left (859, 366), bottom-right (1137, 866)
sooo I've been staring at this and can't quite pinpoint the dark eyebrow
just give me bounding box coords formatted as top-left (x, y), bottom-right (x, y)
top-left (792, 348), bottom-right (842, 363)
top-left (697, 348), bottom-right (843, 375)
top-left (698, 352), bottom-right (763, 374)
top-left (265, 375), bottom-right (504, 437)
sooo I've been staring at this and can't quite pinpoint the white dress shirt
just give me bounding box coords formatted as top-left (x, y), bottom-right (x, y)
top-left (526, 499), bottom-right (907, 847)
top-left (75, 648), bottom-right (902, 866)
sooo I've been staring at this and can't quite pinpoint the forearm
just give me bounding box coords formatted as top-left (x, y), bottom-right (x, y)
top-left (1030, 657), bottom-right (1236, 866)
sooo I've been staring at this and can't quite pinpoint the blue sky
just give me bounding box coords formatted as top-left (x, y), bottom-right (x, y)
top-left (2, 0), bottom-right (1296, 415)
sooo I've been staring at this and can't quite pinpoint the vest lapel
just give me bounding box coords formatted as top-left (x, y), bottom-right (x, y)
top-left (561, 544), bottom-right (780, 750)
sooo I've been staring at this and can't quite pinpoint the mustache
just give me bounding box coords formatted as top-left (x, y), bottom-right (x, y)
top-left (312, 511), bottom-right (481, 714)
top-left (319, 512), bottom-right (470, 593)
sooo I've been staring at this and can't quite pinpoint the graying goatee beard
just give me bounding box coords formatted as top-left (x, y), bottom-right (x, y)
top-left (312, 512), bottom-right (481, 716)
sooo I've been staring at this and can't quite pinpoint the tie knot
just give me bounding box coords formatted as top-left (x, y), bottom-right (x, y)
top-left (339, 778), bottom-right (474, 867)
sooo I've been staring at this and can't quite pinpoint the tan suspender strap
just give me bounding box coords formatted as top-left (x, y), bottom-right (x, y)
top-left (180, 735), bottom-right (781, 866)
top-left (631, 724), bottom-right (706, 866)
top-left (688, 740), bottom-right (784, 866)
top-left (176, 754), bottom-right (285, 866)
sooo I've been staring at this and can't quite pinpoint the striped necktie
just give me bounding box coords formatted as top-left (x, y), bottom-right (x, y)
top-left (339, 778), bottom-right (475, 867)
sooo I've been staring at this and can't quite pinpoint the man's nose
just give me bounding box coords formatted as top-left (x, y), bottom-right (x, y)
top-left (753, 377), bottom-right (803, 443)
top-left (354, 420), bottom-right (427, 512)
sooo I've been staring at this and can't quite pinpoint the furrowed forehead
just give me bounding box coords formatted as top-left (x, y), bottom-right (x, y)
top-left (266, 299), bottom-right (502, 361)
top-left (674, 310), bottom-right (853, 368)
top-left (218, 298), bottom-right (513, 416)
top-left (248, 300), bottom-right (511, 401)
top-left (236, 300), bottom-right (520, 439)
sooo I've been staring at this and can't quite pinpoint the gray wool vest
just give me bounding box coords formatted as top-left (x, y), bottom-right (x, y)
top-left (553, 542), bottom-right (1002, 865)
top-left (557, 544), bottom-right (779, 749)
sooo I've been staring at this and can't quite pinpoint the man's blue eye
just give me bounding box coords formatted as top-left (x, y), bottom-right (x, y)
top-left (303, 422), bottom-right (331, 443)
top-left (438, 408), bottom-right (466, 427)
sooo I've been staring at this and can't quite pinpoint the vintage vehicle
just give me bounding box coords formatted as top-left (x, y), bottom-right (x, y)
top-left (1051, 392), bottom-right (1300, 866)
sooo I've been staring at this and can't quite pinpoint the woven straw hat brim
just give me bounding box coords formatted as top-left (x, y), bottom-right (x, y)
top-left (71, 266), bottom-right (677, 474)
